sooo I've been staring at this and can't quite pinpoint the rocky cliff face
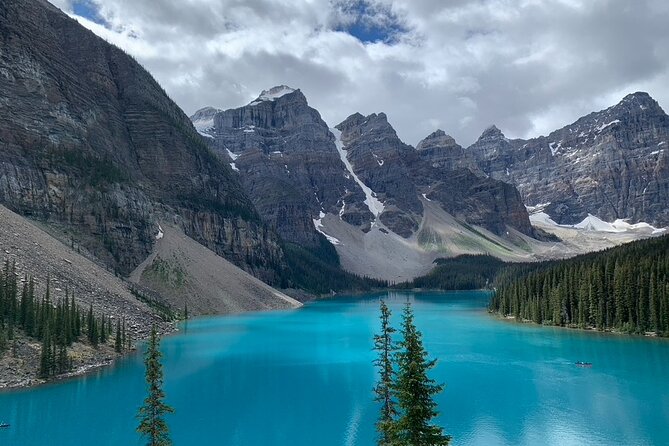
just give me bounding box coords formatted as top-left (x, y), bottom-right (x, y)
top-left (336, 112), bottom-right (423, 237)
top-left (416, 129), bottom-right (479, 174)
top-left (336, 113), bottom-right (534, 238)
top-left (192, 86), bottom-right (373, 247)
top-left (0, 0), bottom-right (283, 280)
top-left (467, 92), bottom-right (669, 226)
top-left (194, 89), bottom-right (535, 253)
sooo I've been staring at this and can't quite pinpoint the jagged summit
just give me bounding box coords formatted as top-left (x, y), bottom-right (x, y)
top-left (478, 125), bottom-right (505, 141)
top-left (416, 130), bottom-right (459, 151)
top-left (249, 85), bottom-right (299, 105)
top-left (613, 91), bottom-right (664, 114)
top-left (466, 91), bottom-right (669, 226)
top-left (190, 106), bottom-right (221, 136)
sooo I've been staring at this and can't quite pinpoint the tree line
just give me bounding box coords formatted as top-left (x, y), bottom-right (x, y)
top-left (0, 260), bottom-right (131, 378)
top-left (490, 235), bottom-right (669, 335)
top-left (280, 237), bottom-right (389, 294)
top-left (397, 254), bottom-right (506, 290)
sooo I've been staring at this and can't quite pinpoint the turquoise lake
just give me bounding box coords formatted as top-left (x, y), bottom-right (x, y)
top-left (1, 291), bottom-right (669, 445)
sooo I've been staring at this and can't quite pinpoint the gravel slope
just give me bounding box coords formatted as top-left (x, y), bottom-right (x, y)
top-left (0, 205), bottom-right (169, 388)
top-left (129, 224), bottom-right (301, 315)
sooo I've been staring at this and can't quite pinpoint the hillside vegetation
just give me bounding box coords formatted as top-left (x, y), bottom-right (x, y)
top-left (490, 235), bottom-right (669, 335)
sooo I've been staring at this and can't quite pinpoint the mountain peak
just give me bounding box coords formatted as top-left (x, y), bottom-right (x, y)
top-left (337, 112), bottom-right (392, 133)
top-left (478, 125), bottom-right (505, 141)
top-left (614, 91), bottom-right (663, 114)
top-left (249, 85), bottom-right (299, 105)
top-left (191, 106), bottom-right (220, 120)
top-left (416, 129), bottom-right (459, 151)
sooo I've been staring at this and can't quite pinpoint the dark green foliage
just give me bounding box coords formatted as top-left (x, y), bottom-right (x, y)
top-left (0, 260), bottom-right (124, 377)
top-left (490, 235), bottom-right (669, 335)
top-left (402, 255), bottom-right (507, 290)
top-left (137, 327), bottom-right (174, 446)
top-left (392, 302), bottom-right (451, 445)
top-left (129, 287), bottom-right (176, 322)
top-left (115, 319), bottom-right (123, 353)
top-left (281, 236), bottom-right (388, 294)
top-left (373, 300), bottom-right (398, 446)
top-left (49, 149), bottom-right (128, 186)
top-left (182, 194), bottom-right (259, 222)
top-left (373, 301), bottom-right (450, 445)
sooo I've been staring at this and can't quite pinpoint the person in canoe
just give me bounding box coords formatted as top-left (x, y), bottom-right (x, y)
top-left (575, 361), bottom-right (592, 367)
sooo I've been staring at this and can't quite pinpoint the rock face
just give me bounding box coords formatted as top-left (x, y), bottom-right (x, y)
top-left (467, 93), bottom-right (669, 226)
top-left (336, 112), bottom-right (423, 237)
top-left (192, 87), bottom-right (373, 247)
top-left (416, 129), bottom-right (479, 173)
top-left (194, 90), bottom-right (535, 254)
top-left (0, 0), bottom-right (283, 281)
top-left (336, 113), bottom-right (534, 238)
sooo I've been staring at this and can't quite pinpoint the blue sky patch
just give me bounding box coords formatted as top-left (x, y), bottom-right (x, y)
top-left (333, 0), bottom-right (408, 44)
top-left (72, 0), bottom-right (108, 26)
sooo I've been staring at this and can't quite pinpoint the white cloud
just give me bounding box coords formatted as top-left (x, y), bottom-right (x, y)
top-left (52, 0), bottom-right (669, 146)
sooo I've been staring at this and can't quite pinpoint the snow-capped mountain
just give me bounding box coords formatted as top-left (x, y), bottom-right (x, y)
top-left (465, 92), bottom-right (669, 227)
top-left (191, 87), bottom-right (375, 248)
top-left (192, 88), bottom-right (543, 281)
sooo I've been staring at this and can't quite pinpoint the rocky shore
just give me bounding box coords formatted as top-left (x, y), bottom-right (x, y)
top-left (0, 205), bottom-right (174, 390)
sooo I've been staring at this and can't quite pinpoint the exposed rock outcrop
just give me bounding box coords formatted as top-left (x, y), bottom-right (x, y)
top-left (192, 87), bottom-right (373, 247)
top-left (336, 113), bottom-right (534, 238)
top-left (467, 92), bottom-right (669, 226)
top-left (0, 0), bottom-right (283, 281)
top-left (416, 129), bottom-right (479, 174)
top-left (335, 112), bottom-right (423, 237)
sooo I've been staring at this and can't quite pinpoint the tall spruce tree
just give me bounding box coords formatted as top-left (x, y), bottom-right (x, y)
top-left (393, 301), bottom-right (450, 446)
top-left (115, 319), bottom-right (123, 353)
top-left (374, 300), bottom-right (398, 445)
top-left (137, 326), bottom-right (174, 446)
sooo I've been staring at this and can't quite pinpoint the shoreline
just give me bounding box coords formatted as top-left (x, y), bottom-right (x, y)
top-left (9, 286), bottom-right (666, 392)
top-left (488, 311), bottom-right (668, 341)
top-left (0, 322), bottom-right (179, 392)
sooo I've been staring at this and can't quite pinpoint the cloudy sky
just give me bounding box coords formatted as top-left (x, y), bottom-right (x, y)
top-left (49, 0), bottom-right (669, 146)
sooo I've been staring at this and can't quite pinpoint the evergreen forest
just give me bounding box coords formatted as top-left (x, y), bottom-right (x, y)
top-left (489, 235), bottom-right (669, 335)
top-left (0, 260), bottom-right (129, 378)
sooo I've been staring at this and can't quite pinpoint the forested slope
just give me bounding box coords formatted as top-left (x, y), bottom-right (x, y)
top-left (490, 235), bottom-right (669, 335)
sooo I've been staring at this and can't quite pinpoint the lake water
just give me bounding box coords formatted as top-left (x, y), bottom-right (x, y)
top-left (1, 291), bottom-right (669, 445)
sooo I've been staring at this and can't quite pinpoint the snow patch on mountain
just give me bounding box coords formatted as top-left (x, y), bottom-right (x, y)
top-left (192, 117), bottom-right (215, 137)
top-left (573, 214), bottom-right (623, 232)
top-left (225, 148), bottom-right (239, 161)
top-left (249, 85), bottom-right (296, 105)
top-left (331, 128), bottom-right (385, 218)
top-left (529, 212), bottom-right (559, 226)
top-left (595, 119), bottom-right (620, 133)
top-left (530, 211), bottom-right (666, 234)
top-left (224, 148), bottom-right (239, 171)
top-left (313, 211), bottom-right (341, 245)
top-left (526, 202), bottom-right (551, 213)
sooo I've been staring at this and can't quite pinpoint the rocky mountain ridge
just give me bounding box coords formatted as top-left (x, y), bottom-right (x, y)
top-left (192, 87), bottom-right (548, 281)
top-left (193, 86), bottom-right (374, 248)
top-left (462, 92), bottom-right (669, 226)
top-left (0, 0), bottom-right (284, 285)
top-left (194, 88), bottom-right (535, 244)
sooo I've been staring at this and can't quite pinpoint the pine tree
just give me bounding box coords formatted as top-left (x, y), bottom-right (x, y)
top-left (393, 302), bottom-right (450, 446)
top-left (137, 327), bottom-right (174, 446)
top-left (373, 300), bottom-right (398, 445)
top-left (39, 321), bottom-right (52, 378)
top-left (115, 319), bottom-right (123, 353)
